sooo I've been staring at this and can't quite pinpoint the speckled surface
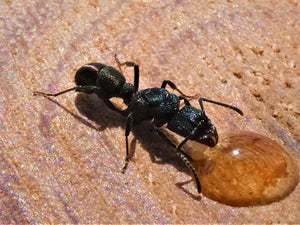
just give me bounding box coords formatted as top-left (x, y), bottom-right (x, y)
top-left (0, 0), bottom-right (299, 223)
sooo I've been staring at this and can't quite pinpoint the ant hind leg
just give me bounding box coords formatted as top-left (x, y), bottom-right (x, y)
top-left (33, 86), bottom-right (102, 97)
top-left (114, 54), bottom-right (140, 92)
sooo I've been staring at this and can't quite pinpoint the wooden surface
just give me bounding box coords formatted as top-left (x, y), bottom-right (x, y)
top-left (1, 0), bottom-right (299, 223)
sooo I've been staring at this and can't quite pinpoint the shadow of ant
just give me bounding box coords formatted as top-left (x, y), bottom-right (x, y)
top-left (49, 92), bottom-right (201, 198)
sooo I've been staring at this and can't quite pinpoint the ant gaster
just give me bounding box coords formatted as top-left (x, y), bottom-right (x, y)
top-left (33, 55), bottom-right (243, 193)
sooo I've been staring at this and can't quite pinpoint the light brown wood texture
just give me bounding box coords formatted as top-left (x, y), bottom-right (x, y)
top-left (1, 0), bottom-right (299, 223)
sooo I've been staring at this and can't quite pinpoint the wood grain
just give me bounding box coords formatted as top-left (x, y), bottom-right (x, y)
top-left (1, 0), bottom-right (299, 223)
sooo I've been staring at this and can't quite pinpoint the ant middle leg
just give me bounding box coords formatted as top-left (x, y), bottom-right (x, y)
top-left (122, 113), bottom-right (134, 173)
top-left (114, 54), bottom-right (140, 93)
top-left (161, 80), bottom-right (200, 100)
top-left (153, 126), bottom-right (191, 160)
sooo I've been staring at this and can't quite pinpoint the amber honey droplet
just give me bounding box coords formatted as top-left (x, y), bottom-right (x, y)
top-left (189, 131), bottom-right (299, 206)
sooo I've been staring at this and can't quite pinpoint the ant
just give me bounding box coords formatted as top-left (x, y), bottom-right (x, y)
top-left (33, 55), bottom-right (243, 194)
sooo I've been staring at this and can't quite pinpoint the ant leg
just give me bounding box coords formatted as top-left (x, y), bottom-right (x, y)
top-left (178, 96), bottom-right (191, 106)
top-left (198, 98), bottom-right (205, 112)
top-left (153, 126), bottom-right (177, 148)
top-left (122, 113), bottom-right (134, 173)
top-left (114, 53), bottom-right (123, 72)
top-left (33, 86), bottom-right (102, 97)
top-left (154, 125), bottom-right (201, 193)
top-left (153, 126), bottom-right (192, 160)
top-left (33, 87), bottom-right (77, 97)
top-left (161, 80), bottom-right (199, 100)
top-left (176, 128), bottom-right (202, 193)
top-left (34, 86), bottom-right (124, 114)
top-left (198, 98), bottom-right (243, 116)
top-left (114, 54), bottom-right (140, 93)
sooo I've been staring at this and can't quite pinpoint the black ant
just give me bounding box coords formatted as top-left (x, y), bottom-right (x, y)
top-left (33, 55), bottom-right (243, 193)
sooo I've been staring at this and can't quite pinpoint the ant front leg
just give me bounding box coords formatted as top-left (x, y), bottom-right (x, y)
top-left (176, 128), bottom-right (202, 193)
top-left (153, 120), bottom-right (201, 193)
top-left (153, 126), bottom-right (192, 161)
top-left (114, 54), bottom-right (140, 93)
top-left (153, 126), bottom-right (177, 149)
top-left (161, 80), bottom-right (200, 100)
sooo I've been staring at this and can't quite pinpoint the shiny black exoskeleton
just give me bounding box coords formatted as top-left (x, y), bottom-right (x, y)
top-left (33, 56), bottom-right (243, 194)
top-left (34, 57), bottom-right (139, 113)
top-left (123, 81), bottom-right (243, 193)
top-left (75, 62), bottom-right (138, 106)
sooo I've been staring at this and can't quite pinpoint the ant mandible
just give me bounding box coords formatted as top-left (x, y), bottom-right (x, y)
top-left (33, 55), bottom-right (243, 193)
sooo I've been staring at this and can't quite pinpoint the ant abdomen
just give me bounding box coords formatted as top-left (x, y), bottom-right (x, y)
top-left (75, 63), bottom-right (106, 86)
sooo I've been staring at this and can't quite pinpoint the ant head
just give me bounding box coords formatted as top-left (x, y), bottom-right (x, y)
top-left (120, 83), bottom-right (135, 104)
top-left (168, 105), bottom-right (218, 147)
top-left (195, 123), bottom-right (218, 147)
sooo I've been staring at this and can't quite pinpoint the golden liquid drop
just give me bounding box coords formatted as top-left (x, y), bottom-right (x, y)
top-left (189, 131), bottom-right (299, 206)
